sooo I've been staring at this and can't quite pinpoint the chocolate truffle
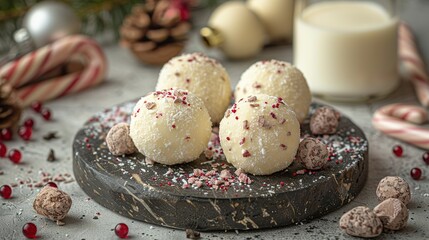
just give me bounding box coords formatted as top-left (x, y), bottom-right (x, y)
top-left (156, 53), bottom-right (231, 123)
top-left (374, 198), bottom-right (409, 231)
top-left (376, 176), bottom-right (411, 205)
top-left (106, 123), bottom-right (137, 156)
top-left (33, 186), bottom-right (72, 225)
top-left (219, 94), bottom-right (300, 175)
top-left (130, 89), bottom-right (212, 165)
top-left (235, 60), bottom-right (311, 123)
top-left (310, 106), bottom-right (341, 135)
top-left (339, 206), bottom-right (383, 238)
top-left (296, 137), bottom-right (329, 170)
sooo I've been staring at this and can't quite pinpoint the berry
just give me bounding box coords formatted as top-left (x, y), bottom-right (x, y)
top-left (31, 101), bottom-right (42, 113)
top-left (423, 152), bottom-right (429, 165)
top-left (0, 142), bottom-right (7, 157)
top-left (24, 118), bottom-right (35, 128)
top-left (22, 222), bottom-right (37, 239)
top-left (46, 182), bottom-right (57, 188)
top-left (8, 149), bottom-right (22, 164)
top-left (41, 108), bottom-right (52, 121)
top-left (1, 128), bottom-right (12, 141)
top-left (392, 145), bottom-right (403, 157)
top-left (410, 168), bottom-right (422, 180)
top-left (18, 126), bottom-right (32, 141)
top-left (0, 185), bottom-right (12, 199)
top-left (115, 223), bottom-right (129, 238)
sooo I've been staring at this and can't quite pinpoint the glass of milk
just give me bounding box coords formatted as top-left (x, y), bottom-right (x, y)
top-left (294, 0), bottom-right (398, 102)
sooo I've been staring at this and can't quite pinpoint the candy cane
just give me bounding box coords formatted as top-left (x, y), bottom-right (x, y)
top-left (0, 35), bottom-right (107, 106)
top-left (399, 23), bottom-right (429, 107)
top-left (372, 103), bottom-right (429, 150)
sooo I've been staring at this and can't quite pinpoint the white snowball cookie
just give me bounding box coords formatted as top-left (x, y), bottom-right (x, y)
top-left (156, 52), bottom-right (231, 123)
top-left (219, 94), bottom-right (300, 175)
top-left (235, 60), bottom-right (311, 123)
top-left (130, 89), bottom-right (212, 165)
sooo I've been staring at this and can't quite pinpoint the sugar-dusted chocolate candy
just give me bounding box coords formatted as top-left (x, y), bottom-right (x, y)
top-left (376, 176), bottom-right (411, 205)
top-left (296, 137), bottom-right (329, 170)
top-left (340, 206), bottom-right (383, 238)
top-left (106, 123), bottom-right (136, 156)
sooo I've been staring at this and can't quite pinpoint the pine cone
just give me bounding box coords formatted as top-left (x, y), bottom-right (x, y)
top-left (120, 0), bottom-right (191, 65)
top-left (0, 78), bottom-right (22, 131)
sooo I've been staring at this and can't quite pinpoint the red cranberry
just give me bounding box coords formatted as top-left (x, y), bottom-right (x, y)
top-left (0, 185), bottom-right (12, 199)
top-left (115, 223), bottom-right (129, 238)
top-left (410, 168), bottom-right (422, 180)
top-left (1, 128), bottom-right (12, 141)
top-left (31, 101), bottom-right (43, 113)
top-left (8, 149), bottom-right (22, 164)
top-left (46, 182), bottom-right (57, 188)
top-left (22, 222), bottom-right (37, 239)
top-left (392, 145), bottom-right (403, 157)
top-left (24, 118), bottom-right (35, 128)
top-left (18, 126), bottom-right (32, 141)
top-left (423, 152), bottom-right (429, 165)
top-left (41, 108), bottom-right (52, 121)
top-left (0, 142), bottom-right (7, 157)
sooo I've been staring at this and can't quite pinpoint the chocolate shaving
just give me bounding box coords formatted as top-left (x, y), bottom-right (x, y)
top-left (249, 103), bottom-right (260, 108)
top-left (225, 110), bottom-right (231, 118)
top-left (174, 98), bottom-right (182, 104)
top-left (145, 102), bottom-right (156, 109)
top-left (247, 96), bottom-right (257, 102)
top-left (186, 229), bottom-right (201, 239)
top-left (47, 149), bottom-right (56, 162)
top-left (252, 82), bottom-right (262, 88)
top-left (258, 116), bottom-right (271, 129)
top-left (43, 132), bottom-right (59, 141)
top-left (243, 120), bottom-right (249, 130)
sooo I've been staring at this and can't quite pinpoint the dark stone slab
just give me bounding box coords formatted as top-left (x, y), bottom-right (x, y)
top-left (73, 100), bottom-right (368, 231)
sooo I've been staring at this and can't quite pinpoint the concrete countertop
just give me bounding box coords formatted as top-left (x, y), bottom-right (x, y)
top-left (1, 1), bottom-right (429, 239)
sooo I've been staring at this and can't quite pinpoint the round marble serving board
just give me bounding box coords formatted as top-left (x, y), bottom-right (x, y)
top-left (73, 100), bottom-right (368, 231)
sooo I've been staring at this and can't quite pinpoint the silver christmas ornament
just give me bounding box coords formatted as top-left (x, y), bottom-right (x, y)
top-left (0, 1), bottom-right (81, 66)
top-left (22, 1), bottom-right (81, 48)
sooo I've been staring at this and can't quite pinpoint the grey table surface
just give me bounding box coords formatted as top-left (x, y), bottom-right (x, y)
top-left (1, 1), bottom-right (429, 239)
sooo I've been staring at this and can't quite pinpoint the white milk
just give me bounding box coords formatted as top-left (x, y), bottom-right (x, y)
top-left (294, 1), bottom-right (398, 100)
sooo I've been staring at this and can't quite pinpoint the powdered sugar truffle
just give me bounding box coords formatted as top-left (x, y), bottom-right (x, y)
top-left (235, 60), bottom-right (311, 123)
top-left (130, 89), bottom-right (212, 165)
top-left (156, 52), bottom-right (231, 123)
top-left (219, 94), bottom-right (300, 175)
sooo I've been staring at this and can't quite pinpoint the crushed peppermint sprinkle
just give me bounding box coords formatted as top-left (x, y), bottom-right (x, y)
top-left (250, 103), bottom-right (260, 108)
top-left (242, 150), bottom-right (251, 157)
top-left (243, 120), bottom-right (249, 130)
top-left (145, 102), bottom-right (156, 109)
top-left (247, 96), bottom-right (257, 102)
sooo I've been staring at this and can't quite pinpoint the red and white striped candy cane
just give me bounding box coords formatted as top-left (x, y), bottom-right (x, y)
top-left (0, 35), bottom-right (107, 106)
top-left (399, 23), bottom-right (429, 107)
top-left (372, 103), bottom-right (429, 150)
